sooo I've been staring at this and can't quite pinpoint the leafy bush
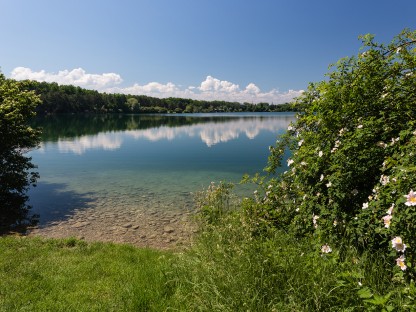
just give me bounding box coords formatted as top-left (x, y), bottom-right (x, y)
top-left (252, 29), bottom-right (416, 276)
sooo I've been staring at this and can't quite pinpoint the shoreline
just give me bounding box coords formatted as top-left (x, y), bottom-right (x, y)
top-left (27, 205), bottom-right (197, 250)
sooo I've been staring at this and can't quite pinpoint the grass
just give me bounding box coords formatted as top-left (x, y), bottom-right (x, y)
top-left (1, 214), bottom-right (415, 311)
top-left (0, 236), bottom-right (174, 311)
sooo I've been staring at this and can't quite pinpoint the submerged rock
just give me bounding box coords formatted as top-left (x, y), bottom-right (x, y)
top-left (163, 226), bottom-right (175, 234)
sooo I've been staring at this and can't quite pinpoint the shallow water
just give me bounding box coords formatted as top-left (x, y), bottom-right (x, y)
top-left (28, 113), bottom-right (295, 227)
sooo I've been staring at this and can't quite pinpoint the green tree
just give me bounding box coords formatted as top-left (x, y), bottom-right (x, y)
top-left (126, 97), bottom-right (140, 113)
top-left (0, 72), bottom-right (41, 231)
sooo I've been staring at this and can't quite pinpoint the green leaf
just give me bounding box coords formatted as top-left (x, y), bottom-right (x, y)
top-left (358, 287), bottom-right (373, 299)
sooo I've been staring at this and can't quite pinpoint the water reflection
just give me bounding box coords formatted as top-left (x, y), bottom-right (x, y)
top-left (56, 133), bottom-right (122, 154)
top-left (126, 117), bottom-right (288, 147)
top-left (35, 113), bottom-right (294, 154)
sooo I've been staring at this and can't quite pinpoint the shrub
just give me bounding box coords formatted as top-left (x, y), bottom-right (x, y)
top-left (253, 29), bottom-right (416, 276)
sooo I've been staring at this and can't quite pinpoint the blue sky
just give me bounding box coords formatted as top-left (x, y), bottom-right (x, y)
top-left (1, 0), bottom-right (415, 103)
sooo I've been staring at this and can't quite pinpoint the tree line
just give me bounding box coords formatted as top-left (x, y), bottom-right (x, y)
top-left (23, 80), bottom-right (298, 114)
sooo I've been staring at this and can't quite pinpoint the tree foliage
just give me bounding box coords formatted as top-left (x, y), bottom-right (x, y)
top-left (249, 29), bottom-right (416, 276)
top-left (0, 72), bottom-right (41, 231)
top-left (21, 80), bottom-right (297, 114)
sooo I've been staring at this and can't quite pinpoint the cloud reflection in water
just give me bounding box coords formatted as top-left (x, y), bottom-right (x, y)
top-left (39, 116), bottom-right (292, 154)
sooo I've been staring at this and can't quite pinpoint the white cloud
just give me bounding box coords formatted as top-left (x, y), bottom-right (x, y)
top-left (199, 75), bottom-right (240, 93)
top-left (11, 67), bottom-right (123, 89)
top-left (116, 82), bottom-right (179, 95)
top-left (10, 67), bottom-right (303, 104)
top-left (245, 83), bottom-right (261, 94)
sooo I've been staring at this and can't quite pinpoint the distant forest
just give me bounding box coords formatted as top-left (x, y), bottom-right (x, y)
top-left (23, 80), bottom-right (299, 114)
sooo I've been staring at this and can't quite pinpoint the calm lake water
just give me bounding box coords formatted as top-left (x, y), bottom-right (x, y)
top-left (28, 113), bottom-right (295, 225)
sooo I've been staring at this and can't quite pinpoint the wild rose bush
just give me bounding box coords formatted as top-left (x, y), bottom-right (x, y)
top-left (250, 29), bottom-right (416, 275)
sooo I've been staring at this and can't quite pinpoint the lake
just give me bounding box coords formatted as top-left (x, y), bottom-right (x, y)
top-left (27, 113), bottom-right (294, 246)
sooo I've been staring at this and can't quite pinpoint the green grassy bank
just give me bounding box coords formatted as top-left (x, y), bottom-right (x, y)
top-left (0, 237), bottom-right (174, 311)
top-left (2, 222), bottom-right (415, 311)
